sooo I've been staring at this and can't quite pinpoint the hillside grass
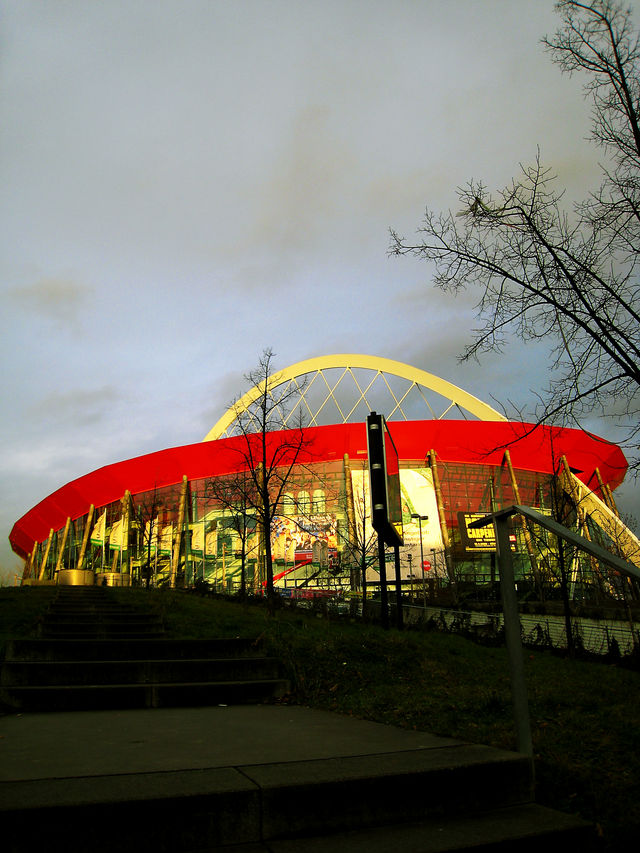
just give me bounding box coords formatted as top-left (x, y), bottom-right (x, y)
top-left (2, 586), bottom-right (638, 848)
top-left (0, 586), bottom-right (55, 655)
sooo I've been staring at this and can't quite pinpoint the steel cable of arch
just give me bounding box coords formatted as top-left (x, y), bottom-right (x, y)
top-left (203, 354), bottom-right (507, 441)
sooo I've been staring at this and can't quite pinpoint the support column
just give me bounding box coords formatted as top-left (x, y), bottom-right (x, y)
top-left (428, 449), bottom-right (455, 596)
top-left (54, 517), bottom-right (72, 577)
top-left (121, 491), bottom-right (132, 580)
top-left (21, 549), bottom-right (35, 583)
top-left (171, 475), bottom-right (189, 589)
top-left (595, 467), bottom-right (619, 516)
top-left (38, 529), bottom-right (54, 581)
top-left (76, 504), bottom-right (95, 571)
top-left (560, 456), bottom-right (600, 580)
top-left (343, 453), bottom-right (360, 597)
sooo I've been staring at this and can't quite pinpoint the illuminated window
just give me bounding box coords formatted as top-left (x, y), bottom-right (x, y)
top-left (297, 490), bottom-right (311, 514)
top-left (313, 489), bottom-right (326, 513)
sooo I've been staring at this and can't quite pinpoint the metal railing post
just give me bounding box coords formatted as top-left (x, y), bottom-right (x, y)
top-left (493, 513), bottom-right (533, 758)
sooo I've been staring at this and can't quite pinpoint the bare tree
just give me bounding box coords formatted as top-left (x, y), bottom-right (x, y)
top-left (225, 349), bottom-right (312, 604)
top-left (390, 0), bottom-right (640, 466)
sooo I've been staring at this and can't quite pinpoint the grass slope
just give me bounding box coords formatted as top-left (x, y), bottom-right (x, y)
top-left (145, 589), bottom-right (640, 850)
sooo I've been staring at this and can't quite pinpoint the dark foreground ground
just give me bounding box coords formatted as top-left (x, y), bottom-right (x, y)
top-left (1, 586), bottom-right (638, 849)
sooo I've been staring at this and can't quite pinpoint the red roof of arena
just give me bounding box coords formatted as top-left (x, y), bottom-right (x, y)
top-left (9, 420), bottom-right (627, 559)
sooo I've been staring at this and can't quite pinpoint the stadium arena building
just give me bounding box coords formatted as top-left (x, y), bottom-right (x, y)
top-left (10, 355), bottom-right (640, 602)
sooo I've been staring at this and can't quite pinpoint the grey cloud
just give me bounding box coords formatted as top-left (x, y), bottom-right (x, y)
top-left (402, 324), bottom-right (547, 422)
top-left (196, 367), bottom-right (250, 436)
top-left (9, 278), bottom-right (92, 332)
top-left (223, 105), bottom-right (358, 290)
top-left (29, 386), bottom-right (120, 427)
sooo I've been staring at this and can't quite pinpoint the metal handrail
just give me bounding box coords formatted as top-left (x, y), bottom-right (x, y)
top-left (470, 505), bottom-right (640, 759)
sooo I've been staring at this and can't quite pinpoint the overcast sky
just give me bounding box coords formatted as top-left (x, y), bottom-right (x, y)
top-left (1, 0), bottom-right (637, 583)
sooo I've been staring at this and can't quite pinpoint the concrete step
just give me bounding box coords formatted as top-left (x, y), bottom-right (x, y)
top-left (2, 588), bottom-right (290, 712)
top-left (2, 656), bottom-right (283, 685)
top-left (42, 608), bottom-right (161, 619)
top-left (54, 587), bottom-right (109, 595)
top-left (41, 616), bottom-right (164, 637)
top-left (0, 743), bottom-right (594, 853)
top-left (1, 678), bottom-right (291, 711)
top-left (38, 587), bottom-right (166, 640)
top-left (232, 746), bottom-right (534, 841)
top-left (1, 634), bottom-right (289, 712)
top-left (5, 637), bottom-right (265, 661)
top-left (42, 611), bottom-right (163, 623)
top-left (248, 803), bottom-right (595, 852)
top-left (52, 591), bottom-right (117, 602)
top-left (42, 616), bottom-right (163, 629)
top-left (40, 627), bottom-right (166, 639)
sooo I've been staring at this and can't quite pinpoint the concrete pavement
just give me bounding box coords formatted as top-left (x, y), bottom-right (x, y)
top-left (1, 703), bottom-right (597, 852)
top-left (0, 704), bottom-right (461, 781)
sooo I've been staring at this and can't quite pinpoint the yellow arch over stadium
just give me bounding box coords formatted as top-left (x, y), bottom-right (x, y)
top-left (203, 354), bottom-right (507, 441)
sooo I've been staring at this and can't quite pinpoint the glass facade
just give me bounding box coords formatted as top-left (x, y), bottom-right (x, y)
top-left (23, 456), bottom-right (639, 608)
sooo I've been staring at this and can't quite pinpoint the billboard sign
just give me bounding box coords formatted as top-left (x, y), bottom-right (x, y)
top-left (367, 412), bottom-right (403, 547)
top-left (458, 513), bottom-right (517, 552)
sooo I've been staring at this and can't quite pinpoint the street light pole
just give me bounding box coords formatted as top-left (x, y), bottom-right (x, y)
top-left (431, 547), bottom-right (437, 592)
top-left (411, 514), bottom-right (428, 611)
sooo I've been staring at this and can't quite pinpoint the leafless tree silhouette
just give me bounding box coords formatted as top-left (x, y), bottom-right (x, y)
top-left (391, 1), bottom-right (640, 467)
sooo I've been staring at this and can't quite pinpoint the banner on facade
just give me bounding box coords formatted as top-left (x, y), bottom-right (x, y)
top-left (90, 510), bottom-right (107, 545)
top-left (108, 517), bottom-right (128, 551)
top-left (190, 521), bottom-right (205, 554)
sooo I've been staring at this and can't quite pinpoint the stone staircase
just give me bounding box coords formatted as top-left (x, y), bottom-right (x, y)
top-left (0, 586), bottom-right (289, 711)
top-left (1, 716), bottom-right (595, 853)
top-left (0, 587), bottom-right (596, 851)
top-left (38, 585), bottom-right (165, 639)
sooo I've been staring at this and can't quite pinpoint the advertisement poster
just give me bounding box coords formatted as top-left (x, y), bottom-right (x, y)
top-left (351, 467), bottom-right (444, 579)
top-left (271, 513), bottom-right (339, 566)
